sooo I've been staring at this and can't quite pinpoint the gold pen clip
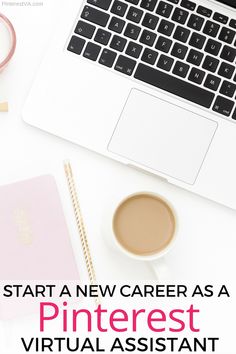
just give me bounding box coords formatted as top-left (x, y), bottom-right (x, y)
top-left (0, 102), bottom-right (8, 112)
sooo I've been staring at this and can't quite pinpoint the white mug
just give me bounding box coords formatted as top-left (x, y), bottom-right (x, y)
top-left (102, 192), bottom-right (178, 280)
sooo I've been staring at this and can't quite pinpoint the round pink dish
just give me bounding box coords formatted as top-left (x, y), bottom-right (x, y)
top-left (0, 13), bottom-right (16, 72)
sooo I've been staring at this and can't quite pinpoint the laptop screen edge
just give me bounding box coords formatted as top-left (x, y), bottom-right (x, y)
top-left (215, 0), bottom-right (236, 10)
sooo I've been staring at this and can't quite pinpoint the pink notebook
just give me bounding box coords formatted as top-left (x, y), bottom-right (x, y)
top-left (0, 175), bottom-right (79, 280)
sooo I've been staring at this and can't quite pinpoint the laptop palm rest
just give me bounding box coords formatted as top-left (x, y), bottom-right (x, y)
top-left (108, 89), bottom-right (218, 185)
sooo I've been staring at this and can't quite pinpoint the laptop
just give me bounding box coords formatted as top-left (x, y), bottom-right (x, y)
top-left (23, 0), bottom-right (236, 209)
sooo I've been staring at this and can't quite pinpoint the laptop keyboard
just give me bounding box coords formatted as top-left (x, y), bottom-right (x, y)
top-left (67, 0), bottom-right (236, 121)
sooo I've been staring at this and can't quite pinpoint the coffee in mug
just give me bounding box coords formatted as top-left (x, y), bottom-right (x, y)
top-left (113, 193), bottom-right (176, 257)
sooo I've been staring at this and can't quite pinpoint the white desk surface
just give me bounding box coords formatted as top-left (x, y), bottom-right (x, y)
top-left (0, 0), bottom-right (236, 283)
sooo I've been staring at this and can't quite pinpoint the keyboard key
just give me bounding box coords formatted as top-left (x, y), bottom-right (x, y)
top-left (134, 63), bottom-right (215, 107)
top-left (229, 19), bottom-right (236, 29)
top-left (125, 41), bottom-right (143, 58)
top-left (232, 108), bottom-right (236, 120)
top-left (232, 109), bottom-right (236, 120)
top-left (108, 16), bottom-right (125, 33)
top-left (213, 12), bottom-right (228, 25)
top-left (111, 0), bottom-right (128, 17)
top-left (67, 36), bottom-right (86, 55)
top-left (156, 1), bottom-right (173, 18)
top-left (142, 13), bottom-right (159, 29)
top-left (189, 32), bottom-right (206, 49)
top-left (141, 48), bottom-right (158, 64)
top-left (188, 67), bottom-right (205, 84)
top-left (173, 26), bottom-right (190, 42)
top-left (87, 0), bottom-right (112, 10)
top-left (158, 19), bottom-right (175, 36)
top-left (125, 0), bottom-right (139, 4)
top-left (75, 20), bottom-right (96, 39)
top-left (181, 0), bottom-right (196, 11)
top-left (83, 42), bottom-right (101, 60)
top-left (219, 27), bottom-right (236, 44)
top-left (172, 7), bottom-right (188, 24)
top-left (197, 5), bottom-right (212, 18)
top-left (99, 48), bottom-right (117, 67)
top-left (218, 62), bottom-right (235, 79)
top-left (171, 42), bottom-right (188, 59)
top-left (187, 14), bottom-right (204, 31)
top-left (204, 74), bottom-right (221, 91)
top-left (220, 80), bottom-right (236, 98)
top-left (94, 28), bottom-right (111, 45)
top-left (126, 7), bottom-right (144, 23)
top-left (212, 96), bottom-right (234, 116)
top-left (220, 45), bottom-right (236, 63)
top-left (124, 23), bottom-right (141, 39)
top-left (81, 6), bottom-right (110, 27)
top-left (115, 54), bottom-right (136, 75)
top-left (203, 20), bottom-right (220, 37)
top-left (140, 29), bottom-right (157, 46)
top-left (110, 35), bottom-right (127, 51)
top-left (187, 48), bottom-right (204, 66)
top-left (167, 0), bottom-right (178, 3)
top-left (173, 61), bottom-right (190, 78)
top-left (140, 0), bottom-right (158, 12)
top-left (157, 54), bottom-right (174, 71)
top-left (155, 36), bottom-right (172, 52)
top-left (202, 55), bottom-right (219, 73)
top-left (205, 39), bottom-right (222, 56)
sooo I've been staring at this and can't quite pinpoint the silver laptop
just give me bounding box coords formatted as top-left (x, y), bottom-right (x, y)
top-left (23, 0), bottom-right (236, 209)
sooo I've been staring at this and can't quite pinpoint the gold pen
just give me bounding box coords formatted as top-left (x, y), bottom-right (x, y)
top-left (64, 161), bottom-right (101, 305)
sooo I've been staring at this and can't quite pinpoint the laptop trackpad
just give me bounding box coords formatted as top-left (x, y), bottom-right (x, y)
top-left (108, 89), bottom-right (218, 184)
